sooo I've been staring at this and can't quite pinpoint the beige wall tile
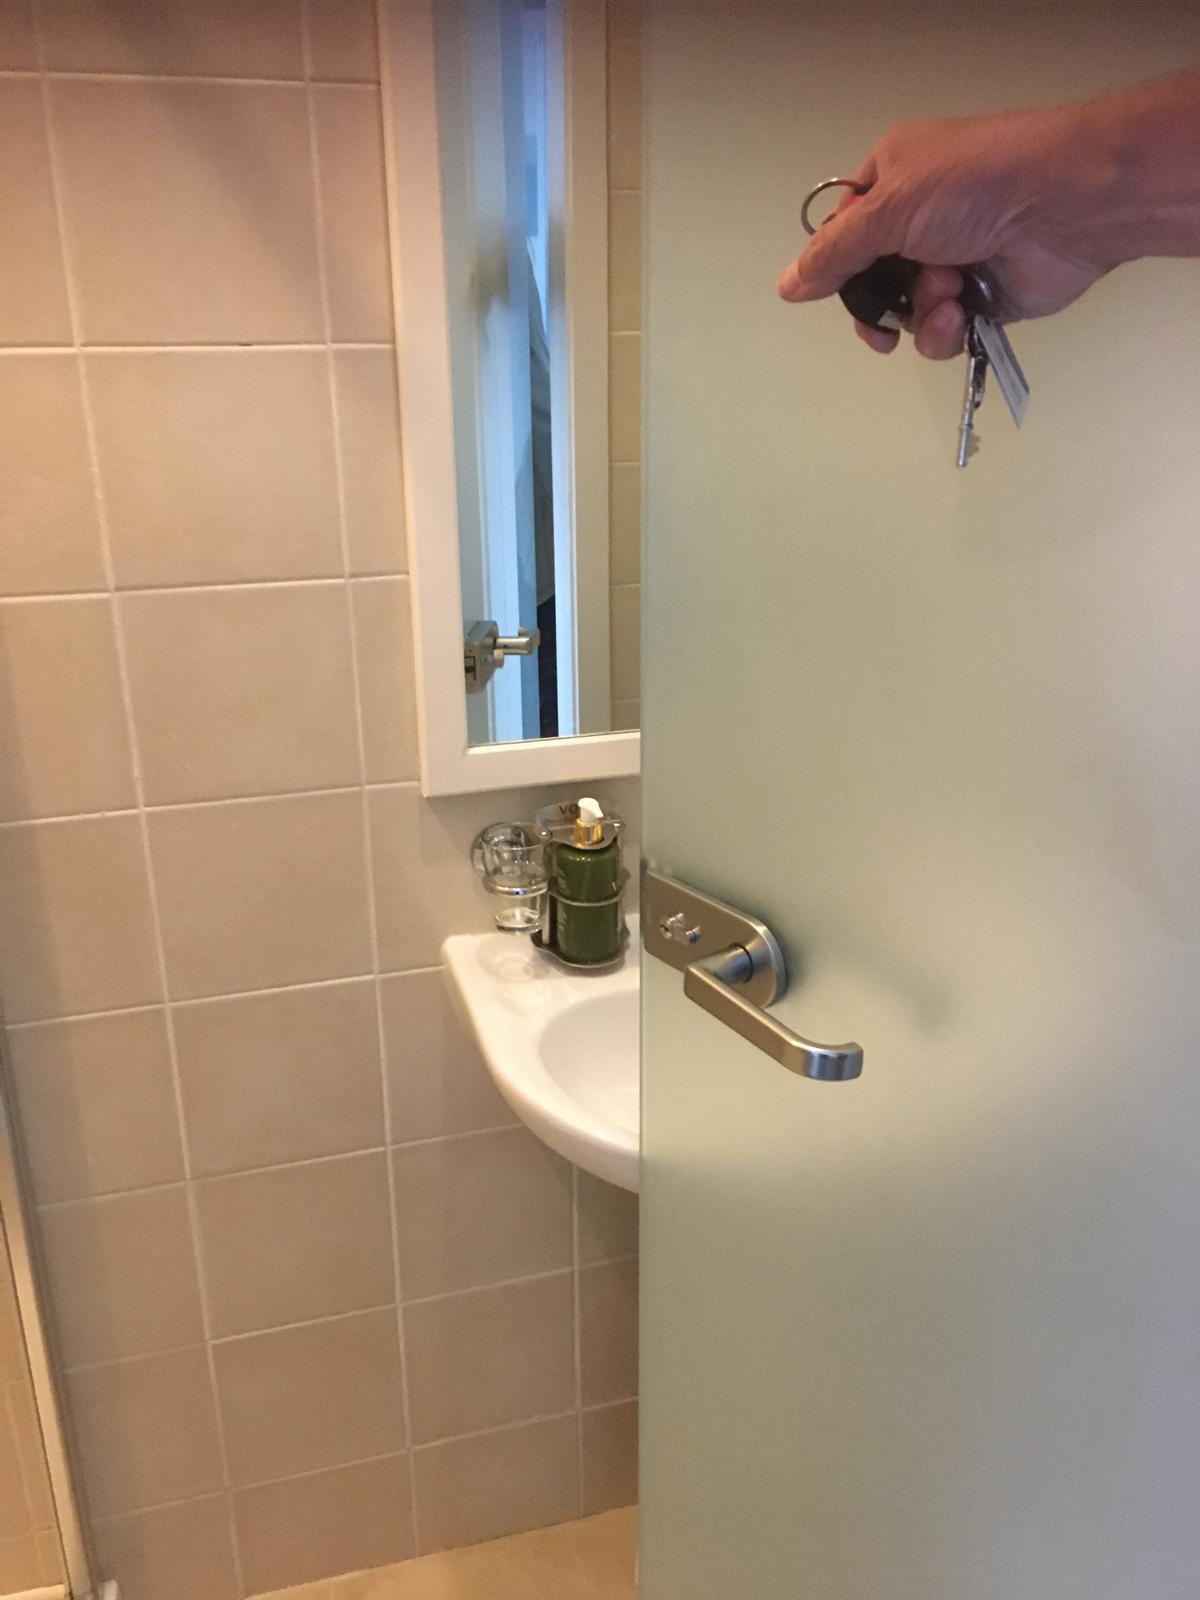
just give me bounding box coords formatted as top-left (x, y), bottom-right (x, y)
top-left (576, 1173), bottom-right (639, 1267)
top-left (610, 699), bottom-right (639, 733)
top-left (0, 1397), bottom-right (31, 1538)
top-left (39, 1186), bottom-right (204, 1368)
top-left (34, 1529), bottom-right (62, 1586)
top-left (404, 1274), bottom-right (575, 1445)
top-left (50, 80), bottom-right (323, 344)
top-left (609, 462), bottom-right (641, 587)
top-left (175, 981), bottom-right (383, 1179)
top-left (7, 1009), bottom-right (182, 1204)
top-left (0, 815), bottom-right (160, 1023)
top-left (197, 1152), bottom-right (393, 1338)
top-left (0, 1534), bottom-right (41, 1592)
top-left (307, 0), bottom-right (380, 82)
top-left (148, 792), bottom-right (372, 1001)
top-left (122, 584), bottom-right (360, 805)
top-left (0, 1253), bottom-right (26, 1384)
top-left (608, 334), bottom-right (642, 464)
top-left (606, 0), bottom-right (643, 192)
top-left (0, 1), bottom-right (36, 68)
top-left (393, 1128), bottom-right (572, 1301)
top-left (413, 1415), bottom-right (577, 1555)
top-left (608, 191), bottom-right (642, 335)
top-left (8, 1380), bottom-right (55, 1526)
top-left (68, 1347), bottom-right (225, 1517)
top-left (0, 82), bottom-right (72, 345)
top-left (235, 1456), bottom-right (411, 1595)
top-left (334, 348), bottom-right (407, 575)
top-left (581, 1401), bottom-right (638, 1516)
top-left (40, 0), bottom-right (303, 77)
top-left (313, 88), bottom-right (394, 342)
top-left (215, 1309), bottom-right (404, 1486)
top-left (579, 1260), bottom-right (638, 1407)
top-left (609, 585), bottom-right (641, 704)
top-left (352, 579), bottom-right (418, 783)
top-left (0, 355), bottom-right (105, 597)
top-left (0, 598), bottom-right (135, 822)
top-left (93, 1496), bottom-right (239, 1600)
top-left (88, 350), bottom-right (341, 588)
top-left (381, 969), bottom-right (514, 1143)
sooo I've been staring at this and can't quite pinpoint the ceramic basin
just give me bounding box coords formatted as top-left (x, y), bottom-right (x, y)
top-left (442, 918), bottom-right (640, 1192)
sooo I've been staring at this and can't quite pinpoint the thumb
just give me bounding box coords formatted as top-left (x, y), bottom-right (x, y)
top-left (778, 193), bottom-right (898, 303)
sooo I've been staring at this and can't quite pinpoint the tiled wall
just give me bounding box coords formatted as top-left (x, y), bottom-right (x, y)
top-left (0, 1233), bottom-right (60, 1594)
top-left (608, 0), bottom-right (642, 732)
top-left (0, 5), bottom-right (639, 1599)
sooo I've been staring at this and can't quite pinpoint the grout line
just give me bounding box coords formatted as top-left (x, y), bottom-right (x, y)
top-left (0, 341), bottom-right (393, 355)
top-left (13, 67), bottom-right (380, 89)
top-left (0, 574), bottom-right (406, 605)
top-left (0, 778), bottom-right (423, 833)
top-left (32, 26), bottom-right (246, 1590)
top-left (571, 1164), bottom-right (585, 1519)
top-left (300, 0), bottom-right (421, 1555)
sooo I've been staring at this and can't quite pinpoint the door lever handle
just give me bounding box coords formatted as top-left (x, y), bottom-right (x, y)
top-left (684, 940), bottom-right (863, 1082)
top-left (642, 869), bottom-right (864, 1082)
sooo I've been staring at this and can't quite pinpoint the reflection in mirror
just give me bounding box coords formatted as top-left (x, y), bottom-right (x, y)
top-left (0, 1230), bottom-right (61, 1598)
top-left (433, 0), bottom-right (642, 748)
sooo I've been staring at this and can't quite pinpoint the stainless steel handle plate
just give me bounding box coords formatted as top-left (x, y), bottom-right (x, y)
top-left (642, 869), bottom-right (863, 1082)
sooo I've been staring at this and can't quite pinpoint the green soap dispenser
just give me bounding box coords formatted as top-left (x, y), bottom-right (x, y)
top-left (554, 797), bottom-right (623, 965)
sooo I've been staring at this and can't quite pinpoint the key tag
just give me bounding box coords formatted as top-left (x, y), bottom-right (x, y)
top-left (800, 177), bottom-right (920, 331)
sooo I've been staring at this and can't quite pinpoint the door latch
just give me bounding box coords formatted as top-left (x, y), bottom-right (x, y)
top-left (463, 621), bottom-right (540, 694)
top-left (642, 869), bottom-right (863, 1081)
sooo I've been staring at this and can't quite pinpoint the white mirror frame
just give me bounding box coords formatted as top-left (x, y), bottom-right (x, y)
top-left (379, 0), bottom-right (641, 797)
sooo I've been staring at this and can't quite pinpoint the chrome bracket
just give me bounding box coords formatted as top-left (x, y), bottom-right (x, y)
top-left (642, 868), bottom-right (863, 1082)
top-left (463, 621), bottom-right (541, 694)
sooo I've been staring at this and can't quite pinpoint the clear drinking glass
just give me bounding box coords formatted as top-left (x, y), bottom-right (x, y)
top-left (470, 822), bottom-right (549, 932)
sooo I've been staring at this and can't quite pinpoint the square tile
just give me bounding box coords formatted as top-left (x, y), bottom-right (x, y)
top-left (0, 356), bottom-right (105, 596)
top-left (0, 1399), bottom-right (31, 1539)
top-left (92, 1496), bottom-right (239, 1600)
top-left (8, 1379), bottom-right (54, 1525)
top-left (7, 1009), bottom-right (182, 1204)
top-left (39, 1186), bottom-right (204, 1368)
top-left (576, 1172), bottom-right (639, 1266)
top-left (404, 1274), bottom-right (574, 1444)
top-left (121, 584), bottom-right (360, 805)
top-left (196, 1152), bottom-right (393, 1338)
top-left (609, 585), bottom-right (641, 704)
top-left (175, 980), bottom-right (383, 1179)
top-left (313, 88), bottom-right (393, 342)
top-left (608, 190), bottom-right (641, 334)
top-left (608, 334), bottom-right (641, 463)
top-left (393, 1128), bottom-right (571, 1300)
top-left (67, 1348), bottom-right (224, 1517)
top-left (0, 1258), bottom-right (28, 1384)
top-left (609, 462), bottom-right (641, 587)
top-left (39, 0), bottom-right (304, 77)
top-left (0, 815), bottom-right (160, 1023)
top-left (413, 1415), bottom-right (577, 1555)
top-left (381, 969), bottom-right (514, 1143)
top-left (610, 699), bottom-right (639, 733)
top-left (148, 792), bottom-right (372, 1001)
top-left (235, 1456), bottom-right (411, 1595)
top-left (0, 598), bottom-right (134, 822)
top-left (580, 1259), bottom-right (638, 1407)
top-left (307, 0), bottom-right (380, 82)
top-left (88, 350), bottom-right (341, 588)
top-left (606, 1), bottom-right (642, 192)
top-left (0, 1536), bottom-right (41, 1593)
top-left (50, 80), bottom-right (323, 344)
top-left (582, 1401), bottom-right (638, 1515)
top-left (214, 1309), bottom-right (404, 1486)
top-left (334, 348), bottom-right (407, 575)
top-left (352, 579), bottom-right (418, 783)
top-left (0, 81), bottom-right (72, 344)
top-left (0, 1), bottom-right (36, 69)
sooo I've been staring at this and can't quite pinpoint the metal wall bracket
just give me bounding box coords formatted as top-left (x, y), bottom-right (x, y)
top-left (463, 621), bottom-right (540, 694)
top-left (642, 869), bottom-right (864, 1082)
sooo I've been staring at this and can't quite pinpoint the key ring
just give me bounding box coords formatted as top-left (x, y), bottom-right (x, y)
top-left (800, 176), bottom-right (867, 236)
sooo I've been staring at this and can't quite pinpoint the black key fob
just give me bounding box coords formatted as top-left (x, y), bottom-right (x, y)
top-left (839, 254), bottom-right (921, 332)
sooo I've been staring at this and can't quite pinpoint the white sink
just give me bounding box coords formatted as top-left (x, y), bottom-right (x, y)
top-left (442, 917), bottom-right (640, 1192)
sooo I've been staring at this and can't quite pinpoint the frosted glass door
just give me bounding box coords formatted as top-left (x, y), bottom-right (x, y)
top-left (639, 5), bottom-right (1200, 1597)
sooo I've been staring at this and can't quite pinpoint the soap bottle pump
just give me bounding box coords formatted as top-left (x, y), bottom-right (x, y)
top-left (553, 797), bottom-right (623, 965)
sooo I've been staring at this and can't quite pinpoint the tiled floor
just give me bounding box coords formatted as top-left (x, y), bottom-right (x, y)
top-left (261, 1509), bottom-right (638, 1600)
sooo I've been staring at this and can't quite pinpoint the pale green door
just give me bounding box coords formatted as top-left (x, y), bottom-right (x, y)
top-left (639, 4), bottom-right (1200, 1596)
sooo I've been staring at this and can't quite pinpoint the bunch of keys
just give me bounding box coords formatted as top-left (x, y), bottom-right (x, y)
top-left (800, 178), bottom-right (1030, 466)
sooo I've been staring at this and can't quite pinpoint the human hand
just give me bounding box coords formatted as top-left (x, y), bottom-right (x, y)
top-left (778, 108), bottom-right (1112, 358)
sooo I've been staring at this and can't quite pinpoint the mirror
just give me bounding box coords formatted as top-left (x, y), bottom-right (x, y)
top-left (436, 0), bottom-right (642, 746)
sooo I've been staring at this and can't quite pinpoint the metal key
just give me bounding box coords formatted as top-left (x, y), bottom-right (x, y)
top-left (957, 320), bottom-right (988, 466)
